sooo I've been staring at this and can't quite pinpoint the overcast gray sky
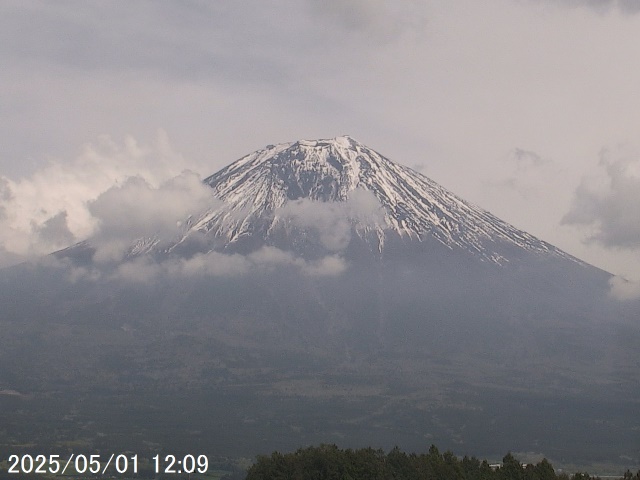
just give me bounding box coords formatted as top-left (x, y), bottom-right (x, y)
top-left (2, 0), bottom-right (640, 296)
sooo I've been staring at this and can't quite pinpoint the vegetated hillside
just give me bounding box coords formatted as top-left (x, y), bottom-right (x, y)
top-left (244, 444), bottom-right (640, 480)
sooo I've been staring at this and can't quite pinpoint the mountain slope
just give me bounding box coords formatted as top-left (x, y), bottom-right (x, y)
top-left (1, 136), bottom-right (638, 470)
top-left (153, 135), bottom-right (580, 266)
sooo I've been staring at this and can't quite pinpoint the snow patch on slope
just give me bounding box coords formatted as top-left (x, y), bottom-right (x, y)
top-left (177, 136), bottom-right (580, 265)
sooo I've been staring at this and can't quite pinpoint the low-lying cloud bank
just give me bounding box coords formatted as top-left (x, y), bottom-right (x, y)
top-left (50, 246), bottom-right (347, 284)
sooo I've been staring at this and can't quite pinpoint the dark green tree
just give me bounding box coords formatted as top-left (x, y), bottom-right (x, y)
top-left (500, 453), bottom-right (524, 480)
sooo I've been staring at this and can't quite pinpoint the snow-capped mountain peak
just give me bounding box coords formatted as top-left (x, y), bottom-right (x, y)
top-left (168, 136), bottom-right (578, 265)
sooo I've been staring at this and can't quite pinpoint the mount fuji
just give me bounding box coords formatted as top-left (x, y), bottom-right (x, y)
top-left (1, 136), bottom-right (638, 470)
top-left (128, 136), bottom-right (580, 267)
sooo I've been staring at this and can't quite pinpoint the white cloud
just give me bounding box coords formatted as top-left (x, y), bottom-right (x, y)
top-left (88, 171), bottom-right (217, 263)
top-left (302, 254), bottom-right (347, 276)
top-left (0, 131), bottom-right (207, 266)
top-left (560, 145), bottom-right (640, 299)
top-left (609, 275), bottom-right (640, 301)
top-left (247, 246), bottom-right (305, 269)
top-left (562, 145), bottom-right (640, 249)
top-left (277, 188), bottom-right (386, 251)
top-left (282, 200), bottom-right (352, 251)
top-left (111, 258), bottom-right (163, 283)
top-left (174, 252), bottom-right (251, 278)
top-left (246, 246), bottom-right (346, 276)
top-left (107, 246), bottom-right (347, 283)
top-left (109, 251), bottom-right (250, 282)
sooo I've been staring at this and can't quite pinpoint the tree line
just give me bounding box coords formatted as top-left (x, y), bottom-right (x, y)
top-left (244, 444), bottom-right (640, 480)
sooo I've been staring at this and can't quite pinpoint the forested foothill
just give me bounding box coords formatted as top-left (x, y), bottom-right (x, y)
top-left (244, 444), bottom-right (640, 480)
